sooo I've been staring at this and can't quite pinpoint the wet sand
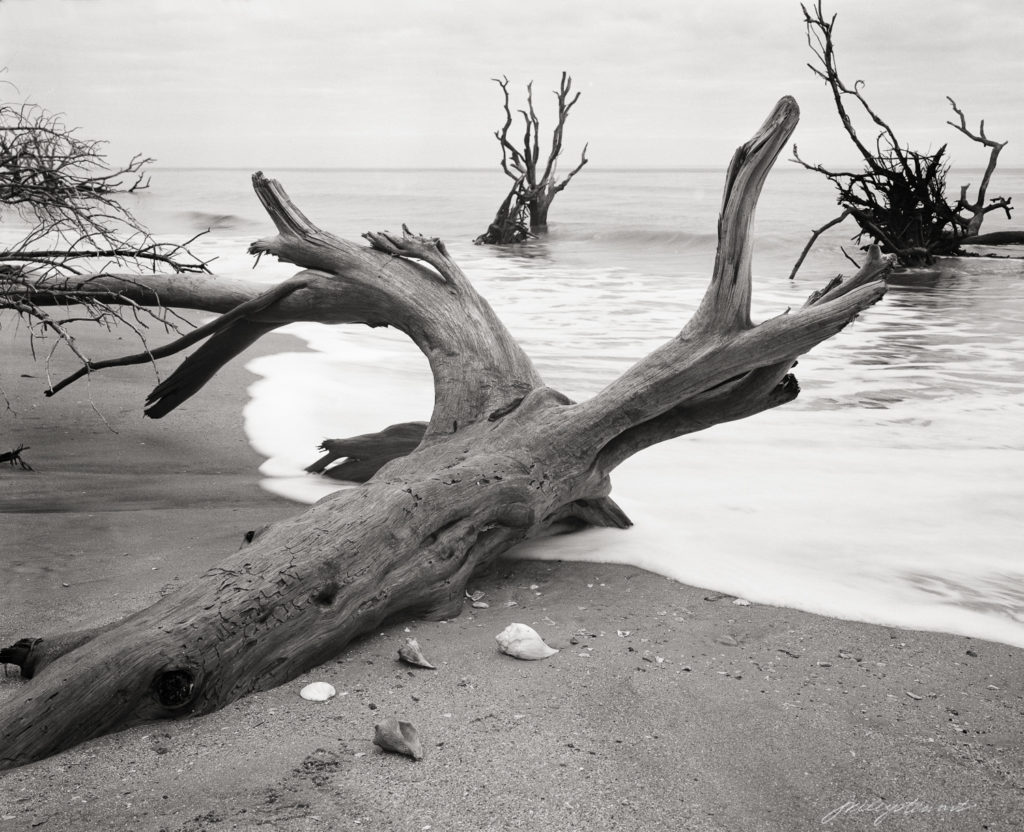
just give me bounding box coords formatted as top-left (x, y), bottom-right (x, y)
top-left (1, 316), bottom-right (1022, 831)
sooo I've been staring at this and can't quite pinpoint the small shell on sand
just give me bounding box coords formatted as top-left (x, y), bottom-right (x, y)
top-left (299, 681), bottom-right (337, 701)
top-left (373, 717), bottom-right (423, 760)
top-left (495, 623), bottom-right (559, 660)
top-left (397, 638), bottom-right (436, 669)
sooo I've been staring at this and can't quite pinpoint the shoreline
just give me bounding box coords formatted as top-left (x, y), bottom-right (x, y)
top-left (2, 316), bottom-right (1022, 830)
top-left (0, 314), bottom-right (303, 638)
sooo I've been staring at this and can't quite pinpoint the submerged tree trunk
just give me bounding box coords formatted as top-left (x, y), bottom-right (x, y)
top-left (527, 192), bottom-right (553, 233)
top-left (0, 97), bottom-right (890, 771)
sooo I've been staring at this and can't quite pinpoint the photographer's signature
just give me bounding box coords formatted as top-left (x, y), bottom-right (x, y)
top-left (822, 797), bottom-right (977, 826)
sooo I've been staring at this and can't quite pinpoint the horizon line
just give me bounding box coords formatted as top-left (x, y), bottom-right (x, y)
top-left (149, 165), bottom-right (728, 173)
top-left (149, 164), bottom-right (1024, 173)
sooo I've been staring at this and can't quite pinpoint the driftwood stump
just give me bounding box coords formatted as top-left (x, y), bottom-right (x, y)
top-left (0, 96), bottom-right (891, 770)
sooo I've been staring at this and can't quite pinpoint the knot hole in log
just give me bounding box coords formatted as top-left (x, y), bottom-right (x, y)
top-left (152, 668), bottom-right (197, 711)
top-left (312, 581), bottom-right (340, 608)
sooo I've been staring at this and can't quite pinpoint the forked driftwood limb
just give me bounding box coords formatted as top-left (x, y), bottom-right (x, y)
top-left (0, 96), bottom-right (890, 771)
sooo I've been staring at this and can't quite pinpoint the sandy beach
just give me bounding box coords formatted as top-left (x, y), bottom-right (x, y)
top-left (2, 317), bottom-right (1022, 832)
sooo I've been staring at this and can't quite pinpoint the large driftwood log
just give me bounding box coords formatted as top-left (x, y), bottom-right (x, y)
top-left (0, 97), bottom-right (890, 770)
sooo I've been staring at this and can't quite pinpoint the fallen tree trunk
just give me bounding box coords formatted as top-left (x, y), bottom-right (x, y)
top-left (960, 230), bottom-right (1024, 246)
top-left (0, 96), bottom-right (891, 771)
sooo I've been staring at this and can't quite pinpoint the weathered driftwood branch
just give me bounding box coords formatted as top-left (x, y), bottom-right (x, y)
top-left (0, 96), bottom-right (890, 771)
top-left (305, 421), bottom-right (428, 483)
top-left (43, 280), bottom-right (304, 400)
top-left (2, 271), bottom-right (269, 313)
top-left (35, 176), bottom-right (543, 433)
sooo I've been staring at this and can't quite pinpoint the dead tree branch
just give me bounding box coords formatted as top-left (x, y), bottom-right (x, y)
top-left (0, 94), bottom-right (210, 381)
top-left (789, 210), bottom-right (851, 279)
top-left (945, 96), bottom-right (1013, 236)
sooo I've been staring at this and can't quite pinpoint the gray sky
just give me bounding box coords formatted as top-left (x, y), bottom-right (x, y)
top-left (2, 0), bottom-right (1022, 170)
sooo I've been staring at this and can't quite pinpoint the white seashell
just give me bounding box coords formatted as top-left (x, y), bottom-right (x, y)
top-left (299, 681), bottom-right (337, 701)
top-left (732, 598), bottom-right (751, 606)
top-left (373, 717), bottom-right (423, 760)
top-left (495, 623), bottom-right (559, 660)
top-left (397, 638), bottom-right (435, 669)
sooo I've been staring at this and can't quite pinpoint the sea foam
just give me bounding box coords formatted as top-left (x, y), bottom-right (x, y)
top-left (244, 321), bottom-right (1024, 651)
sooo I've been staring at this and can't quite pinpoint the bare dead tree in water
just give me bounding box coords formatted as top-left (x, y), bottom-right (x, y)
top-left (0, 87), bottom-right (209, 378)
top-left (790, 2), bottom-right (1015, 275)
top-left (476, 73), bottom-right (588, 244)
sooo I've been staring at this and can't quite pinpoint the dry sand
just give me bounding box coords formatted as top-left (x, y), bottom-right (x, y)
top-left (1, 316), bottom-right (1022, 831)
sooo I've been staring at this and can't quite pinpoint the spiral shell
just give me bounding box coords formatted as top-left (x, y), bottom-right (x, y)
top-left (372, 717), bottom-right (423, 760)
top-left (397, 637), bottom-right (436, 669)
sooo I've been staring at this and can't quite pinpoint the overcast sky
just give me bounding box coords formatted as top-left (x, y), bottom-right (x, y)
top-left (2, 0), bottom-right (1022, 170)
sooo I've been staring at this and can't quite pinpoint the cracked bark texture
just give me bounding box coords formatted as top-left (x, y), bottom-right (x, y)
top-left (0, 96), bottom-right (890, 770)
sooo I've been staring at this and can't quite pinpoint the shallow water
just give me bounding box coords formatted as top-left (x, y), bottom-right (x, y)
top-left (13, 166), bottom-right (1024, 648)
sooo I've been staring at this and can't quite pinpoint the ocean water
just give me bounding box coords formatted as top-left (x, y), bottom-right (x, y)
top-left (28, 165), bottom-right (1024, 648)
